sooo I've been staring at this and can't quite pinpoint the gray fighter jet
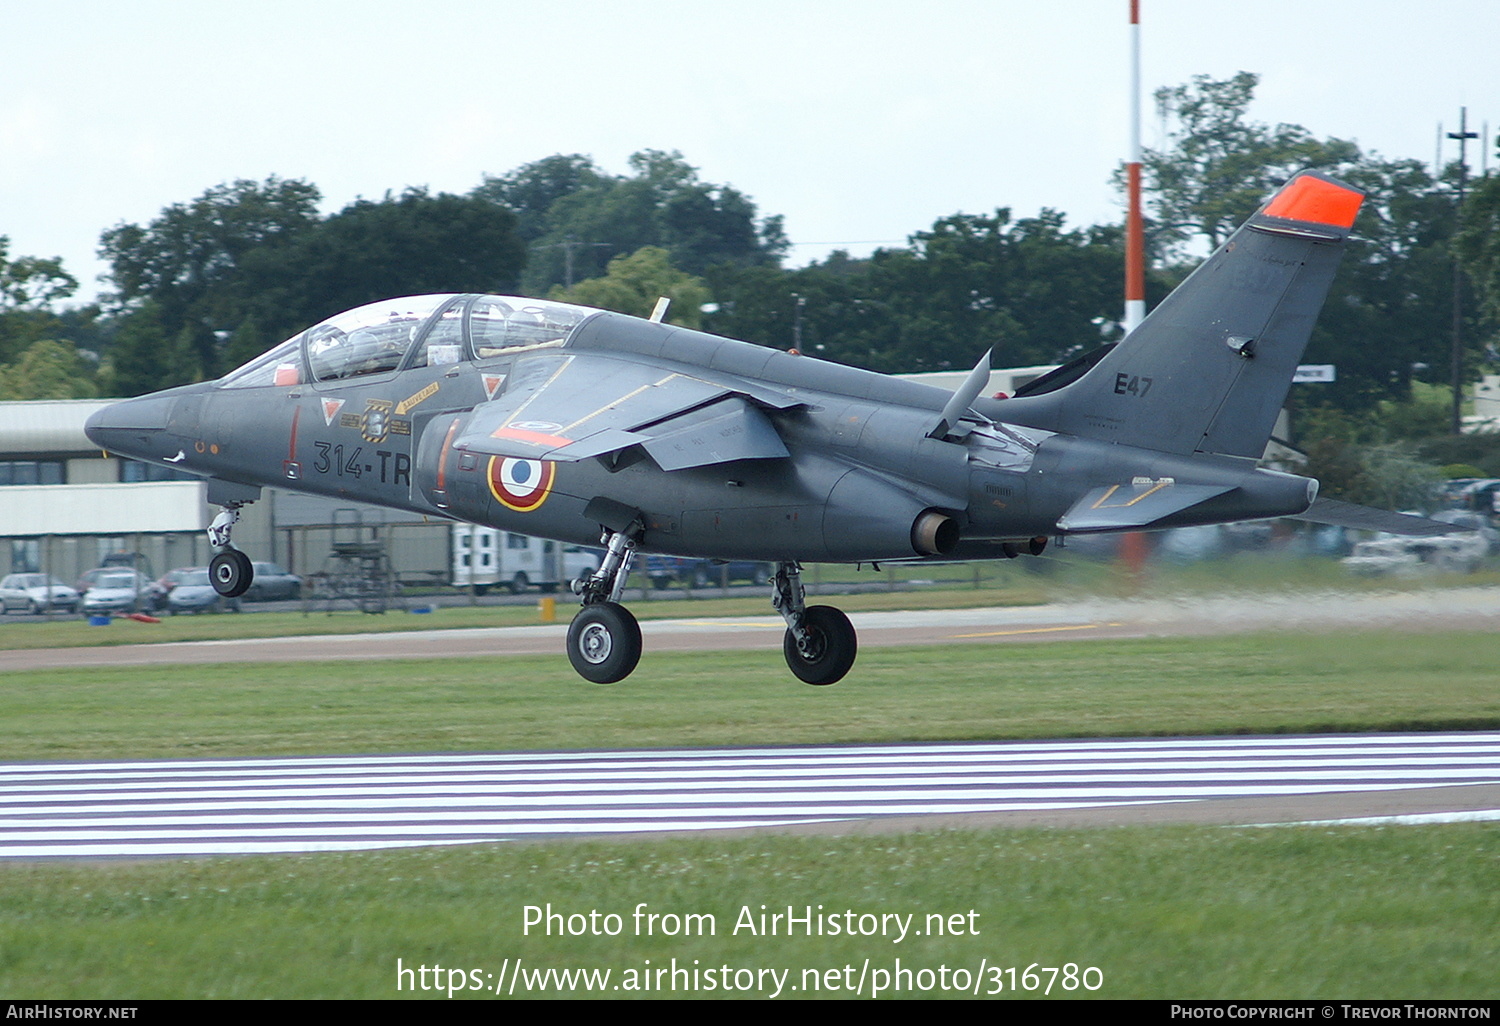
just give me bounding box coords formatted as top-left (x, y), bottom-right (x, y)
top-left (87, 171), bottom-right (1440, 685)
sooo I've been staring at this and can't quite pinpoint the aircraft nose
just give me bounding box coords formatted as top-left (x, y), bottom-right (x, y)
top-left (84, 393), bottom-right (180, 458)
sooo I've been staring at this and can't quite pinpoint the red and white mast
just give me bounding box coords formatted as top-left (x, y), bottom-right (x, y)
top-left (1124, 0), bottom-right (1146, 334)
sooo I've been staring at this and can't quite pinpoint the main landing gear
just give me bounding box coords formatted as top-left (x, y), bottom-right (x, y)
top-left (207, 503), bottom-right (255, 599)
top-left (567, 523), bottom-right (644, 683)
top-left (564, 531), bottom-right (858, 686)
top-left (773, 561), bottom-right (856, 685)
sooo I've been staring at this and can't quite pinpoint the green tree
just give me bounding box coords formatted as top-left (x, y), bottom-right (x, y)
top-left (98, 177), bottom-right (322, 377)
top-left (1139, 72), bottom-right (1360, 259)
top-left (0, 236), bottom-right (80, 366)
top-left (489, 150), bottom-right (787, 293)
top-left (1293, 405), bottom-right (1441, 510)
top-left (0, 236), bottom-right (77, 312)
top-left (473, 154), bottom-right (607, 243)
top-left (257, 188), bottom-right (525, 329)
top-left (705, 210), bottom-right (1120, 374)
top-left (1456, 170), bottom-right (1500, 326)
top-left (550, 247), bottom-right (710, 328)
top-left (1138, 72), bottom-right (1476, 413)
top-left (0, 339), bottom-right (98, 400)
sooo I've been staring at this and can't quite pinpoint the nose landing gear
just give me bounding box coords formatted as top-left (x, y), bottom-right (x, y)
top-left (207, 504), bottom-right (255, 599)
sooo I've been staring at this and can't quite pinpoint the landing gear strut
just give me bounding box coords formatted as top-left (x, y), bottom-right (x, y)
top-left (773, 561), bottom-right (857, 685)
top-left (207, 504), bottom-right (255, 598)
top-left (567, 521), bottom-right (643, 683)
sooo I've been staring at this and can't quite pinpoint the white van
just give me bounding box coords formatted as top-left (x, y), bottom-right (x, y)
top-left (452, 525), bottom-right (600, 594)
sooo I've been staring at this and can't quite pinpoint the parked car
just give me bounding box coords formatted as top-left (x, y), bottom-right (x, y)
top-left (165, 568), bottom-right (241, 614)
top-left (1340, 513), bottom-right (1490, 576)
top-left (243, 562), bottom-right (302, 601)
top-left (0, 574), bottom-right (80, 614)
top-left (642, 555), bottom-right (772, 590)
top-left (80, 569), bottom-right (167, 614)
top-left (157, 566), bottom-right (201, 595)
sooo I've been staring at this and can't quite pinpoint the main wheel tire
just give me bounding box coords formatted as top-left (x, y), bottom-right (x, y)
top-left (567, 602), bottom-right (642, 684)
top-left (783, 605), bottom-right (857, 685)
top-left (210, 549), bottom-right (254, 598)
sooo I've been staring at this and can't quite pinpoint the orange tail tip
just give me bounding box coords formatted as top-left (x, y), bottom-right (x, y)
top-left (1263, 174), bottom-right (1363, 229)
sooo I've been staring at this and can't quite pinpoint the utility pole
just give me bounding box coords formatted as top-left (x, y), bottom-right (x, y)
top-left (535, 235), bottom-right (613, 288)
top-left (1449, 108), bottom-right (1478, 435)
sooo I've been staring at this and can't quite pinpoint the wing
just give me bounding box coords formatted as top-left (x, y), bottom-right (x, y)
top-left (452, 352), bottom-right (796, 470)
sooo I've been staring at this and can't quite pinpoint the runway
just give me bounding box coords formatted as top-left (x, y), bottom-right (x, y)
top-left (8, 586), bottom-right (1500, 670)
top-left (2, 733), bottom-right (1497, 858)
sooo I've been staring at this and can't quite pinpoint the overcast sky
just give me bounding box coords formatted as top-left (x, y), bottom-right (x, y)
top-left (2, 0), bottom-right (1496, 306)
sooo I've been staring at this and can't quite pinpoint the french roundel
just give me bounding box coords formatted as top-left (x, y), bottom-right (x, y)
top-left (488, 457), bottom-right (555, 512)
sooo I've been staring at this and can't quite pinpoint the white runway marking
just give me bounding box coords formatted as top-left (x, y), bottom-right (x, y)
top-left (1, 733), bottom-right (1497, 858)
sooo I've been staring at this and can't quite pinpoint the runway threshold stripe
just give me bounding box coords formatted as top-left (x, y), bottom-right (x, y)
top-left (4, 752), bottom-right (1498, 787)
top-left (2, 734), bottom-right (1495, 858)
top-left (2, 733), bottom-right (1495, 776)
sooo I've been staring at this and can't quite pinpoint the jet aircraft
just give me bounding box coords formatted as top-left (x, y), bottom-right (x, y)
top-left (87, 171), bottom-right (1445, 685)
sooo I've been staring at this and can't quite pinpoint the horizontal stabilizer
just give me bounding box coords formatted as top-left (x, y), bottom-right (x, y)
top-left (1057, 481), bottom-right (1234, 532)
top-left (1291, 498), bottom-right (1463, 537)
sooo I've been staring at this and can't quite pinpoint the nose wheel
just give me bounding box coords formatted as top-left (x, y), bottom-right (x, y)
top-left (210, 549), bottom-right (254, 598)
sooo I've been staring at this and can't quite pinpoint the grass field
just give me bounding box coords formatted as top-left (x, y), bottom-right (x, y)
top-left (3, 824), bottom-right (1496, 999)
top-left (1, 572), bottom-right (1498, 999)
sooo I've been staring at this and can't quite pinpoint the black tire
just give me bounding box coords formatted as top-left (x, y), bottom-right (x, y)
top-left (567, 602), bottom-right (642, 684)
top-left (27, 599), bottom-right (41, 615)
top-left (210, 549), bottom-right (254, 598)
top-left (783, 605), bottom-right (857, 685)
top-left (508, 572), bottom-right (529, 595)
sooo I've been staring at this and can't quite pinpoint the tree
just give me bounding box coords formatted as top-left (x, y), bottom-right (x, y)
top-left (1456, 170), bottom-right (1500, 326)
top-left (705, 209), bottom-right (1121, 374)
top-left (481, 150), bottom-right (787, 293)
top-left (0, 339), bottom-right (98, 400)
top-left (257, 188), bottom-right (525, 328)
top-left (1137, 72), bottom-right (1478, 413)
top-left (1307, 156), bottom-right (1467, 409)
top-left (1138, 72), bottom-right (1359, 259)
top-left (473, 154), bottom-right (607, 243)
top-left (0, 236), bottom-right (77, 312)
top-left (0, 236), bottom-right (81, 367)
top-left (98, 177), bottom-right (322, 377)
top-left (97, 182), bottom-right (526, 391)
top-left (550, 246), bottom-right (710, 328)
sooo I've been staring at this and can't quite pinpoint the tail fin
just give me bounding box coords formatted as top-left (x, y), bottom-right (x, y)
top-left (999, 171), bottom-right (1363, 459)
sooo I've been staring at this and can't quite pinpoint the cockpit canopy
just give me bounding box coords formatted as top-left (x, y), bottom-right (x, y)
top-left (220, 294), bottom-right (597, 388)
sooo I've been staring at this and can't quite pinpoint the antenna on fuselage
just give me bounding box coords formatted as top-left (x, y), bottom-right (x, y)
top-left (649, 297), bottom-right (671, 323)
